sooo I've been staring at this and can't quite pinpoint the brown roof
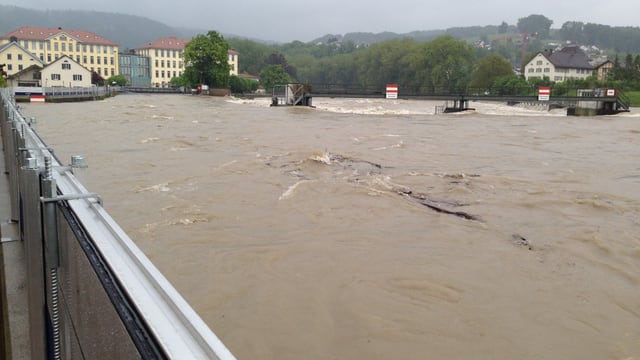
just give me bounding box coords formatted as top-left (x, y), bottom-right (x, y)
top-left (136, 37), bottom-right (191, 51)
top-left (543, 46), bottom-right (594, 70)
top-left (1, 26), bottom-right (118, 46)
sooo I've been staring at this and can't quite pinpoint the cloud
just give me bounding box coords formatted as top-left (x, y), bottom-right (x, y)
top-left (3, 0), bottom-right (640, 42)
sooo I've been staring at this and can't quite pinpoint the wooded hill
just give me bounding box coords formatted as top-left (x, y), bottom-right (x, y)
top-left (3, 5), bottom-right (640, 55)
top-left (0, 5), bottom-right (196, 49)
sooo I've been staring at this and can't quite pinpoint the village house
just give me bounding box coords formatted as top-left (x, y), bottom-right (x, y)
top-left (594, 59), bottom-right (614, 81)
top-left (0, 26), bottom-right (119, 79)
top-left (0, 41), bottom-right (44, 77)
top-left (6, 64), bottom-right (42, 87)
top-left (8, 54), bottom-right (92, 88)
top-left (524, 45), bottom-right (595, 82)
top-left (41, 55), bottom-right (92, 88)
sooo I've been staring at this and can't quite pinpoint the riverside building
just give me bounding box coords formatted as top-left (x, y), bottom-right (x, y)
top-left (136, 37), bottom-right (239, 88)
top-left (0, 26), bottom-right (119, 79)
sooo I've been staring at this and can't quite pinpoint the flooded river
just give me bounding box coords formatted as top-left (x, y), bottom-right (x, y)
top-left (20, 94), bottom-right (640, 359)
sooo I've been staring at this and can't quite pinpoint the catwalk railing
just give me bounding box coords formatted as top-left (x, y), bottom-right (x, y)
top-left (0, 88), bottom-right (235, 359)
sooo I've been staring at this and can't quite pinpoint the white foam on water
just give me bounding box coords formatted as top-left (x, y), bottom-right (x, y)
top-left (279, 179), bottom-right (316, 200)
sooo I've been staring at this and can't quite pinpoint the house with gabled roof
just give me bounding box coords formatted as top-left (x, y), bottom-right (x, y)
top-left (41, 55), bottom-right (92, 88)
top-left (524, 45), bottom-right (595, 82)
top-left (594, 59), bottom-right (614, 81)
top-left (0, 40), bottom-right (44, 76)
top-left (0, 26), bottom-right (119, 79)
top-left (6, 64), bottom-right (43, 87)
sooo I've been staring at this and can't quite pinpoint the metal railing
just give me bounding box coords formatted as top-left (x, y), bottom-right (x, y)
top-left (0, 88), bottom-right (235, 359)
top-left (13, 86), bottom-right (113, 98)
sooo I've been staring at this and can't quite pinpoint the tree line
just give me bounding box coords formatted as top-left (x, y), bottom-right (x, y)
top-left (117, 17), bottom-right (640, 96)
top-left (227, 34), bottom-right (639, 96)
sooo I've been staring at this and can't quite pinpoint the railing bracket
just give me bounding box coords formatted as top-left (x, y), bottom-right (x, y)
top-left (41, 192), bottom-right (103, 206)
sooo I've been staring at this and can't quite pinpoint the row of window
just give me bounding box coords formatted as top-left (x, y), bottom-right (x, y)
top-left (19, 39), bottom-right (115, 54)
top-left (154, 59), bottom-right (183, 69)
top-left (154, 70), bottom-right (181, 79)
top-left (8, 51), bottom-right (117, 66)
top-left (48, 74), bottom-right (83, 81)
top-left (154, 49), bottom-right (182, 58)
top-left (5, 64), bottom-right (23, 71)
top-left (5, 53), bottom-right (23, 60)
top-left (528, 67), bottom-right (593, 74)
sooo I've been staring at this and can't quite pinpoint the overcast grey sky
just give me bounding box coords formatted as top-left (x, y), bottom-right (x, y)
top-left (2, 0), bottom-right (639, 42)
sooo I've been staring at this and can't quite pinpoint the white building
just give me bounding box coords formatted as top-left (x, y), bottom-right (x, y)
top-left (41, 55), bottom-right (92, 88)
top-left (524, 45), bottom-right (594, 82)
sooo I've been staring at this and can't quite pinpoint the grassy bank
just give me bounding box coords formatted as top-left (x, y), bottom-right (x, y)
top-left (623, 91), bottom-right (640, 107)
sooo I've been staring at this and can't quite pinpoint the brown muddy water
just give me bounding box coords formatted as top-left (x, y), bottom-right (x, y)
top-left (20, 94), bottom-right (640, 359)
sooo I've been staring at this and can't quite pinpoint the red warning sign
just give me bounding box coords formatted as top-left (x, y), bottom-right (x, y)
top-left (538, 87), bottom-right (550, 101)
top-left (386, 84), bottom-right (398, 99)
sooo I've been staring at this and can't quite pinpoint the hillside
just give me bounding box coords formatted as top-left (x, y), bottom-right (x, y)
top-left (3, 5), bottom-right (640, 54)
top-left (0, 5), bottom-right (199, 49)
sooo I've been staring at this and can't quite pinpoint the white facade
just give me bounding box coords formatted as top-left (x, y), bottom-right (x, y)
top-left (524, 47), bottom-right (594, 83)
top-left (42, 55), bottom-right (92, 87)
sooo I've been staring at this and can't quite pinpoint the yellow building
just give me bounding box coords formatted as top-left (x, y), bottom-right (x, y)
top-left (136, 37), bottom-right (239, 87)
top-left (135, 37), bottom-right (188, 88)
top-left (0, 26), bottom-right (119, 80)
top-left (228, 49), bottom-right (239, 76)
top-left (0, 41), bottom-right (44, 77)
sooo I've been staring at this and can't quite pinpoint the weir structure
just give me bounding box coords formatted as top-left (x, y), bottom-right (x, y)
top-left (272, 83), bottom-right (631, 116)
top-left (0, 89), bottom-right (235, 359)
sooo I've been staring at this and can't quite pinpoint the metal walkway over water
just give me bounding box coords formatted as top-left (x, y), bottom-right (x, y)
top-left (295, 84), bottom-right (632, 115)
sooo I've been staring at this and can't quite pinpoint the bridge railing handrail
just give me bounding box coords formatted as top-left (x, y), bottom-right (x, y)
top-left (0, 87), bottom-right (235, 359)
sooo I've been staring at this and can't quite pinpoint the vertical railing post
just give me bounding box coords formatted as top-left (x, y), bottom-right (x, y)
top-left (19, 156), bottom-right (47, 360)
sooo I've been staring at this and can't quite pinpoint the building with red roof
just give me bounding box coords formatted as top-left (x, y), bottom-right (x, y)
top-left (135, 37), bottom-right (239, 88)
top-left (0, 26), bottom-right (119, 79)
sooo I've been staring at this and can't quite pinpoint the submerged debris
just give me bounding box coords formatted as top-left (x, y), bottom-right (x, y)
top-left (276, 151), bottom-right (481, 221)
top-left (399, 190), bottom-right (481, 221)
top-left (511, 234), bottom-right (533, 250)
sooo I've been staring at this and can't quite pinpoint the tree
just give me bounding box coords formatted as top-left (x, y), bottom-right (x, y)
top-left (169, 75), bottom-right (187, 89)
top-left (227, 38), bottom-right (274, 75)
top-left (469, 54), bottom-right (514, 91)
top-left (517, 14), bottom-right (553, 38)
top-left (559, 21), bottom-right (585, 44)
top-left (493, 75), bottom-right (530, 95)
top-left (183, 30), bottom-right (231, 88)
top-left (266, 52), bottom-right (297, 79)
top-left (0, 64), bottom-right (7, 87)
top-left (0, 65), bottom-right (6, 88)
top-left (498, 21), bottom-right (509, 34)
top-left (421, 36), bottom-right (476, 93)
top-left (106, 74), bottom-right (127, 86)
top-left (91, 71), bottom-right (104, 86)
top-left (229, 75), bottom-right (260, 94)
top-left (260, 65), bottom-right (291, 92)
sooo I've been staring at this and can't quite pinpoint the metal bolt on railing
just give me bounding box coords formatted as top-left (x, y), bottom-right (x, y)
top-left (71, 155), bottom-right (88, 184)
top-left (24, 157), bottom-right (38, 170)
